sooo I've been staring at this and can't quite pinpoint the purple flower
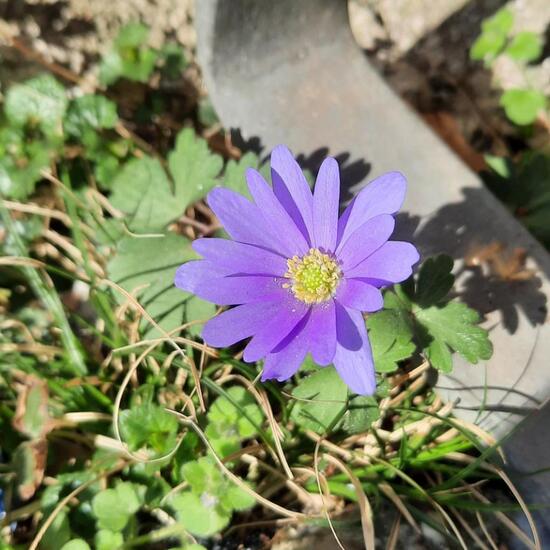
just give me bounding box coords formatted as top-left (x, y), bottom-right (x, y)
top-left (175, 145), bottom-right (419, 395)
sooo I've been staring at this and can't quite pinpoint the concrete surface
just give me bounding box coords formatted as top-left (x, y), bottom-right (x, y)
top-left (196, 0), bottom-right (550, 544)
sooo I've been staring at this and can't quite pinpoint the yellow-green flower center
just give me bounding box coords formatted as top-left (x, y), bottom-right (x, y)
top-left (284, 248), bottom-right (342, 304)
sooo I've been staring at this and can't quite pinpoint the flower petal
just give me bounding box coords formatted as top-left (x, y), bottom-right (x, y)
top-left (336, 214), bottom-right (395, 270)
top-left (345, 241), bottom-right (420, 284)
top-left (271, 145), bottom-right (314, 242)
top-left (336, 279), bottom-right (383, 312)
top-left (246, 168), bottom-right (309, 256)
top-left (194, 275), bottom-right (287, 305)
top-left (334, 301), bottom-right (363, 351)
top-left (243, 299), bottom-right (309, 362)
top-left (174, 260), bottom-right (232, 293)
top-left (306, 301), bottom-right (337, 366)
top-left (312, 157), bottom-right (340, 251)
top-left (202, 301), bottom-right (280, 347)
top-left (261, 316), bottom-right (310, 382)
top-left (207, 188), bottom-right (278, 252)
top-left (333, 306), bottom-right (376, 395)
top-left (337, 171), bottom-right (406, 246)
top-left (192, 238), bottom-right (287, 276)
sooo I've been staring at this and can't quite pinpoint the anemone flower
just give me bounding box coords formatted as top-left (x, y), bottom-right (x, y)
top-left (175, 145), bottom-right (419, 395)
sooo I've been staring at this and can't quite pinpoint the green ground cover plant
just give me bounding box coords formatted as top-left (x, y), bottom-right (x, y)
top-left (0, 22), bottom-right (542, 550)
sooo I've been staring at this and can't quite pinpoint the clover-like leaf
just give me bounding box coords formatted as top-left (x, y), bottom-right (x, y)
top-left (500, 89), bottom-right (546, 126)
top-left (171, 492), bottom-right (230, 537)
top-left (119, 401), bottom-right (179, 455)
top-left (64, 95), bottom-right (118, 138)
top-left (505, 31), bottom-right (542, 62)
top-left (481, 8), bottom-right (514, 35)
top-left (5, 74), bottom-right (67, 138)
top-left (204, 421), bottom-right (241, 459)
top-left (95, 530), bottom-right (123, 550)
top-left (207, 386), bottom-right (264, 438)
top-left (219, 484), bottom-right (255, 512)
top-left (470, 8), bottom-right (514, 64)
top-left (92, 482), bottom-right (142, 532)
top-left (470, 31), bottom-right (507, 63)
top-left (181, 458), bottom-right (224, 496)
top-left (0, 130), bottom-right (51, 200)
top-left (60, 540), bottom-right (91, 550)
top-left (99, 24), bottom-right (157, 85)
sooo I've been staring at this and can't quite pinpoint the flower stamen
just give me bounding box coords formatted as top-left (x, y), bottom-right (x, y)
top-left (284, 248), bottom-right (342, 304)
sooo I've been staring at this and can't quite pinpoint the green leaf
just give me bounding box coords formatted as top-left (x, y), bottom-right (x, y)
top-left (110, 156), bottom-right (182, 232)
top-left (0, 143), bottom-right (50, 200)
top-left (383, 256), bottom-right (493, 373)
top-left (40, 510), bottom-right (71, 550)
top-left (99, 51), bottom-right (125, 86)
top-left (219, 484), bottom-right (255, 512)
top-left (426, 338), bottom-right (453, 373)
top-left (65, 95), bottom-right (118, 136)
top-left (160, 43), bottom-right (188, 79)
top-left (5, 74), bottom-right (67, 138)
top-left (95, 530), bottom-right (123, 550)
top-left (204, 422), bottom-right (240, 459)
top-left (338, 395), bottom-right (380, 434)
top-left (504, 31), bottom-right (542, 61)
top-left (181, 458), bottom-right (223, 495)
top-left (470, 31), bottom-right (506, 63)
top-left (120, 401), bottom-right (179, 455)
top-left (414, 254), bottom-right (454, 307)
top-left (483, 153), bottom-right (550, 245)
top-left (94, 152), bottom-right (120, 190)
top-left (107, 233), bottom-right (195, 335)
top-left (290, 367), bottom-right (347, 434)
top-left (484, 154), bottom-right (511, 178)
top-left (99, 24), bottom-right (157, 85)
top-left (197, 98), bottom-right (219, 127)
top-left (92, 482), bottom-right (141, 531)
top-left (500, 89), bottom-right (546, 126)
top-left (168, 128), bottom-right (223, 209)
top-left (207, 386), bottom-right (264, 438)
top-left (470, 8), bottom-right (513, 63)
top-left (126, 47), bottom-right (158, 82)
top-left (60, 540), bottom-right (91, 550)
top-left (171, 492), bottom-right (230, 537)
top-left (115, 23), bottom-right (149, 48)
top-left (221, 152), bottom-right (261, 198)
top-left (185, 295), bottom-right (216, 337)
top-left (367, 309), bottom-right (415, 373)
top-left (415, 302), bottom-right (493, 370)
top-left (481, 8), bottom-right (514, 35)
